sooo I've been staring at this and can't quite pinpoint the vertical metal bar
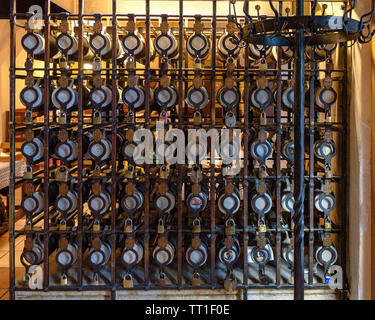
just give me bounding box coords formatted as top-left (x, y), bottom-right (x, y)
top-left (308, 48), bottom-right (315, 285)
top-left (293, 0), bottom-right (305, 301)
top-left (9, 0), bottom-right (16, 301)
top-left (43, 0), bottom-right (51, 291)
top-left (242, 0), bottom-right (250, 300)
top-left (340, 42), bottom-right (348, 297)
top-left (177, 0), bottom-right (183, 288)
top-left (144, 0), bottom-right (151, 287)
top-left (77, 0), bottom-right (84, 290)
top-left (110, 0), bottom-right (118, 300)
top-left (275, 0), bottom-right (283, 286)
top-left (210, 0), bottom-right (217, 288)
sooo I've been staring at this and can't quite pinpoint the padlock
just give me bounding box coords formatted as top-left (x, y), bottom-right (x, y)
top-left (159, 111), bottom-right (168, 124)
top-left (258, 224), bottom-right (267, 234)
top-left (157, 218), bottom-right (165, 234)
top-left (193, 111), bottom-right (201, 126)
top-left (24, 110), bottom-right (33, 124)
top-left (158, 272), bottom-right (166, 286)
top-left (126, 57), bottom-right (136, 70)
top-left (123, 273), bottom-right (134, 288)
top-left (93, 221), bottom-right (100, 233)
top-left (124, 218), bottom-right (133, 233)
top-left (191, 272), bottom-right (201, 287)
top-left (225, 218), bottom-right (236, 236)
top-left (225, 111), bottom-right (236, 128)
top-left (58, 112), bottom-right (67, 125)
top-left (55, 166), bottom-right (69, 182)
top-left (93, 111), bottom-right (102, 124)
top-left (124, 167), bottom-right (134, 179)
top-left (193, 58), bottom-right (202, 70)
top-left (92, 273), bottom-right (99, 286)
top-left (93, 57), bottom-right (102, 71)
top-left (159, 166), bottom-right (169, 180)
top-left (60, 273), bottom-right (68, 285)
top-left (192, 218), bottom-right (201, 233)
top-left (324, 221), bottom-right (332, 230)
top-left (23, 166), bottom-right (33, 180)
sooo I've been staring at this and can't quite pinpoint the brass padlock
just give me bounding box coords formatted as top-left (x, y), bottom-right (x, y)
top-left (124, 218), bottom-right (133, 233)
top-left (23, 166), bottom-right (33, 180)
top-left (258, 223), bottom-right (267, 233)
top-left (93, 221), bottom-right (100, 233)
top-left (126, 58), bottom-right (136, 70)
top-left (158, 272), bottom-right (166, 286)
top-left (191, 272), bottom-right (201, 287)
top-left (60, 274), bottom-right (68, 286)
top-left (225, 218), bottom-right (236, 236)
top-left (92, 273), bottom-right (99, 286)
top-left (159, 166), bottom-right (169, 180)
top-left (24, 110), bottom-right (33, 124)
top-left (93, 111), bottom-right (102, 125)
top-left (157, 218), bottom-right (165, 234)
top-left (324, 221), bottom-right (332, 230)
top-left (123, 273), bottom-right (134, 288)
top-left (193, 111), bottom-right (201, 126)
top-left (192, 218), bottom-right (201, 233)
top-left (55, 166), bottom-right (69, 182)
top-left (124, 166), bottom-right (134, 179)
top-left (194, 59), bottom-right (202, 70)
top-left (58, 112), bottom-right (67, 125)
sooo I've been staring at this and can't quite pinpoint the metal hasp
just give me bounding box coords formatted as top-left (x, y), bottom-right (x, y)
top-left (232, 0), bottom-right (375, 300)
